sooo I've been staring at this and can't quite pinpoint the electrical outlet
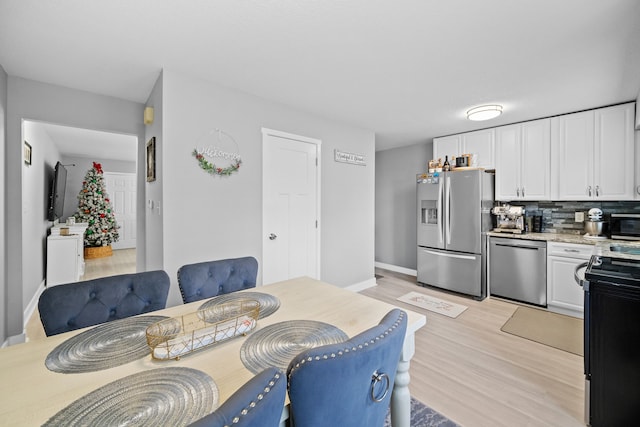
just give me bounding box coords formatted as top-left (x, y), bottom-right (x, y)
top-left (575, 211), bottom-right (584, 222)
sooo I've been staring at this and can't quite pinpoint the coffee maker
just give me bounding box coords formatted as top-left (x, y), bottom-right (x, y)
top-left (491, 204), bottom-right (525, 234)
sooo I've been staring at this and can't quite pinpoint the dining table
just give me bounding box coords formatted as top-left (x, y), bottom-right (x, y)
top-left (0, 276), bottom-right (426, 426)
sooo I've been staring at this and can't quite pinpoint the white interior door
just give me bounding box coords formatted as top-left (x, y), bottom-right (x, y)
top-left (104, 172), bottom-right (137, 250)
top-left (262, 129), bottom-right (320, 285)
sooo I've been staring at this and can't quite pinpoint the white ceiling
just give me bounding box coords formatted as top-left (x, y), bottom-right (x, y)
top-left (35, 122), bottom-right (137, 162)
top-left (2, 1), bottom-right (640, 152)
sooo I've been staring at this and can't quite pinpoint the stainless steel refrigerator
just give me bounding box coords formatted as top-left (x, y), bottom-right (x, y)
top-left (417, 169), bottom-right (494, 299)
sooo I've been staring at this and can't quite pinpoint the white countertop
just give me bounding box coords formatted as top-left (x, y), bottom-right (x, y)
top-left (487, 231), bottom-right (640, 261)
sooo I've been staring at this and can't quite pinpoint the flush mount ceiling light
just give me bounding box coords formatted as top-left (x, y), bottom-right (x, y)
top-left (466, 104), bottom-right (503, 121)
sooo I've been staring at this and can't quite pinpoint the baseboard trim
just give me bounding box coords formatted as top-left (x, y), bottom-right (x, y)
top-left (23, 279), bottom-right (46, 336)
top-left (3, 333), bottom-right (26, 347)
top-left (375, 262), bottom-right (417, 277)
top-left (346, 277), bottom-right (377, 292)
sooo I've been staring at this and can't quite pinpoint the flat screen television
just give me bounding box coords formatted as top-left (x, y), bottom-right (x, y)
top-left (47, 161), bottom-right (67, 222)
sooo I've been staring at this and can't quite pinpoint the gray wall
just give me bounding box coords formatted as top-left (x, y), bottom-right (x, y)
top-left (160, 69), bottom-right (376, 307)
top-left (144, 73), bottom-right (164, 273)
top-left (0, 65), bottom-right (7, 343)
top-left (4, 76), bottom-right (145, 340)
top-left (375, 142), bottom-right (431, 270)
top-left (22, 122), bottom-right (62, 312)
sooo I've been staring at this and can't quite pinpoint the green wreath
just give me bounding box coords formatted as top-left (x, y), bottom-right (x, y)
top-left (193, 149), bottom-right (241, 176)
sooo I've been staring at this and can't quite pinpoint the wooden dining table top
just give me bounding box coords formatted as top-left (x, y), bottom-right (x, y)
top-left (0, 276), bottom-right (426, 425)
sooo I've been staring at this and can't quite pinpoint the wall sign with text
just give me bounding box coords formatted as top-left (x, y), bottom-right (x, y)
top-left (334, 149), bottom-right (366, 166)
top-left (193, 128), bottom-right (242, 177)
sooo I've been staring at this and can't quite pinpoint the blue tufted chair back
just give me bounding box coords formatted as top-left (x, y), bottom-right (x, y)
top-left (177, 257), bottom-right (258, 304)
top-left (286, 309), bottom-right (408, 427)
top-left (38, 270), bottom-right (170, 336)
top-left (188, 367), bottom-right (286, 427)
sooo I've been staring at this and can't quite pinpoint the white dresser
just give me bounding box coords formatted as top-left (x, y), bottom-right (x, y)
top-left (46, 223), bottom-right (88, 286)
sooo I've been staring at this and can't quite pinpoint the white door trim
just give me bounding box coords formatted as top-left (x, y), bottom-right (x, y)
top-left (261, 128), bottom-right (322, 282)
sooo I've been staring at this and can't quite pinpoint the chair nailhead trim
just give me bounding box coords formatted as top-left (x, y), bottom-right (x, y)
top-left (287, 312), bottom-right (406, 382)
top-left (224, 372), bottom-right (281, 427)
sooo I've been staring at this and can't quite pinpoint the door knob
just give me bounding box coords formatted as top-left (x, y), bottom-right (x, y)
top-left (268, 233), bottom-right (277, 240)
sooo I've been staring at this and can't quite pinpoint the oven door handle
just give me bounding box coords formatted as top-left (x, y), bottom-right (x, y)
top-left (574, 261), bottom-right (589, 288)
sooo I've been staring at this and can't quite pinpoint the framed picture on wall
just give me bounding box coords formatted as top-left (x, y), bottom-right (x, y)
top-left (146, 137), bottom-right (156, 182)
top-left (24, 141), bottom-right (32, 165)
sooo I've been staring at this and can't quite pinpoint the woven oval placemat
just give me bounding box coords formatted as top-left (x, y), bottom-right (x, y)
top-left (45, 315), bottom-right (168, 374)
top-left (240, 320), bottom-right (349, 374)
top-left (42, 367), bottom-right (218, 426)
top-left (199, 292), bottom-right (281, 319)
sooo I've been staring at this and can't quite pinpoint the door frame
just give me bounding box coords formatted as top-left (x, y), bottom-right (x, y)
top-left (261, 128), bottom-right (322, 282)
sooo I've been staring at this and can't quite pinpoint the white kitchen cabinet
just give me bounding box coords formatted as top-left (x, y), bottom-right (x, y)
top-left (433, 134), bottom-right (461, 166)
top-left (461, 128), bottom-right (495, 169)
top-left (635, 126), bottom-right (640, 200)
top-left (47, 234), bottom-right (85, 286)
top-left (47, 223), bottom-right (88, 286)
top-left (433, 128), bottom-right (495, 169)
top-left (553, 102), bottom-right (635, 200)
top-left (546, 242), bottom-right (591, 318)
top-left (495, 119), bottom-right (551, 201)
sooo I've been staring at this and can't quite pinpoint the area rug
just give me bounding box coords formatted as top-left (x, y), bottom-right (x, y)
top-left (501, 306), bottom-right (583, 356)
top-left (384, 397), bottom-right (459, 427)
top-left (397, 292), bottom-right (468, 318)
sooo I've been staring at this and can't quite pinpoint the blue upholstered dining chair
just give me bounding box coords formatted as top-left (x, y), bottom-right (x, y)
top-left (38, 270), bottom-right (170, 336)
top-left (189, 367), bottom-right (286, 427)
top-left (177, 256), bottom-right (258, 304)
top-left (287, 309), bottom-right (408, 427)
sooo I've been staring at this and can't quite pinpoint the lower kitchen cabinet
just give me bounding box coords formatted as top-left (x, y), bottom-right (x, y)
top-left (546, 242), bottom-right (591, 318)
top-left (47, 234), bottom-right (85, 286)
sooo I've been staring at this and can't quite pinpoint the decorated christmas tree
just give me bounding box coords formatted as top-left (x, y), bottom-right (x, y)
top-left (74, 162), bottom-right (119, 248)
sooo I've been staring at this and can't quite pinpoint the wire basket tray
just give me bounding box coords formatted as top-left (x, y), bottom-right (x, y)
top-left (146, 299), bottom-right (259, 360)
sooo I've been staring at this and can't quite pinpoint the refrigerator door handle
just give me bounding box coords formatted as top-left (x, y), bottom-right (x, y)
top-left (437, 177), bottom-right (444, 243)
top-left (422, 249), bottom-right (476, 261)
top-left (445, 176), bottom-right (451, 245)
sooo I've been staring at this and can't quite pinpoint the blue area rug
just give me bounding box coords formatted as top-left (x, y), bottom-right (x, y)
top-left (385, 397), bottom-right (459, 427)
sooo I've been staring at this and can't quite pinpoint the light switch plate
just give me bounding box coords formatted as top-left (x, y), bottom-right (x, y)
top-left (575, 211), bottom-right (584, 222)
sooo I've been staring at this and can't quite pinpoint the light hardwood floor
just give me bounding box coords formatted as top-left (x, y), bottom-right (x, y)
top-left (25, 249), bottom-right (136, 341)
top-left (26, 256), bottom-right (585, 426)
top-left (364, 269), bottom-right (584, 427)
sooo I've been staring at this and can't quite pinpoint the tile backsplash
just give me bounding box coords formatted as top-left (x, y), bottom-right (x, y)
top-left (505, 201), bottom-right (640, 235)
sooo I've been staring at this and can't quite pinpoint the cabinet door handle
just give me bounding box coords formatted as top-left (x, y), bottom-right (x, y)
top-left (516, 188), bottom-right (520, 197)
top-left (564, 249), bottom-right (580, 253)
top-left (595, 185), bottom-right (600, 197)
top-left (521, 187), bottom-right (525, 197)
top-left (587, 186), bottom-right (592, 197)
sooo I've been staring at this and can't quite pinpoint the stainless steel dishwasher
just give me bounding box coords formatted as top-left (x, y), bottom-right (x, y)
top-left (489, 237), bottom-right (547, 306)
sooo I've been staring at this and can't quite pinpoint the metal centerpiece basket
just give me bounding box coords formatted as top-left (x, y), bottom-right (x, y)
top-left (146, 299), bottom-right (260, 360)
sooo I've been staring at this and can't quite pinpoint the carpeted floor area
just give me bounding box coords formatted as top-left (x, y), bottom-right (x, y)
top-left (385, 397), bottom-right (460, 427)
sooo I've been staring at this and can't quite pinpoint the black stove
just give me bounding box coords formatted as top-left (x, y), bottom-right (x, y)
top-left (582, 254), bottom-right (640, 426)
top-left (584, 255), bottom-right (640, 288)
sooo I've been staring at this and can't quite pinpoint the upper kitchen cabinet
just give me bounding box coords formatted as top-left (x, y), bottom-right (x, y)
top-left (495, 119), bottom-right (551, 201)
top-left (433, 134), bottom-right (461, 165)
top-left (433, 128), bottom-right (495, 169)
top-left (461, 129), bottom-right (495, 169)
top-left (552, 102), bottom-right (635, 200)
